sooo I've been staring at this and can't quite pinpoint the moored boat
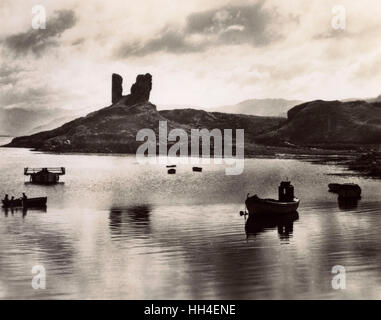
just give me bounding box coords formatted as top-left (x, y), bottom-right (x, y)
top-left (2, 197), bottom-right (47, 208)
top-left (245, 181), bottom-right (299, 215)
top-left (337, 184), bottom-right (361, 199)
top-left (328, 183), bottom-right (361, 199)
top-left (24, 167), bottom-right (65, 184)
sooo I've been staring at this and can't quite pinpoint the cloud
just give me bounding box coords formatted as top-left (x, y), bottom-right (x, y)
top-left (116, 3), bottom-right (279, 57)
top-left (3, 9), bottom-right (76, 57)
top-left (117, 30), bottom-right (206, 56)
top-left (0, 85), bottom-right (55, 109)
top-left (0, 63), bottom-right (26, 86)
top-left (313, 29), bottom-right (351, 40)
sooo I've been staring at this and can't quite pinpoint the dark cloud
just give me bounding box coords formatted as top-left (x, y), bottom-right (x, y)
top-left (117, 30), bottom-right (206, 56)
top-left (116, 3), bottom-right (279, 57)
top-left (3, 9), bottom-right (76, 57)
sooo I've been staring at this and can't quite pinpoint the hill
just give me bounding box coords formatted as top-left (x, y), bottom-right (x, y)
top-left (4, 74), bottom-right (284, 153)
top-left (255, 100), bottom-right (381, 147)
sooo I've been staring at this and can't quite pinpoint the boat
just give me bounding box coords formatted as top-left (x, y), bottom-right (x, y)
top-left (328, 183), bottom-right (361, 198)
top-left (168, 168), bottom-right (176, 174)
top-left (166, 165), bottom-right (176, 168)
top-left (192, 167), bottom-right (202, 172)
top-left (24, 167), bottom-right (65, 184)
top-left (245, 181), bottom-right (299, 215)
top-left (2, 197), bottom-right (47, 208)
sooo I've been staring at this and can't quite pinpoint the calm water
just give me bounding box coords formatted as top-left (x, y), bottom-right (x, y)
top-left (0, 144), bottom-right (380, 299)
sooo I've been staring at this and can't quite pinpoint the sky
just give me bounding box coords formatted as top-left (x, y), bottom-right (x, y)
top-left (1, 0), bottom-right (381, 114)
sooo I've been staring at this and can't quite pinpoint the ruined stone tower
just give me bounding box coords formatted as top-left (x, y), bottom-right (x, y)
top-left (112, 73), bottom-right (123, 104)
top-left (111, 72), bottom-right (152, 106)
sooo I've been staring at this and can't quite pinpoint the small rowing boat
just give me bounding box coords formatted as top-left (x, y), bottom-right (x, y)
top-left (245, 181), bottom-right (299, 215)
top-left (24, 167), bottom-right (65, 185)
top-left (246, 196), bottom-right (300, 215)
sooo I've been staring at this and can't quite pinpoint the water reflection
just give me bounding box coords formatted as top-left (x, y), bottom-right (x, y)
top-left (109, 205), bottom-right (151, 240)
top-left (2, 206), bottom-right (47, 218)
top-left (245, 212), bottom-right (299, 242)
top-left (338, 197), bottom-right (360, 210)
top-left (0, 148), bottom-right (380, 299)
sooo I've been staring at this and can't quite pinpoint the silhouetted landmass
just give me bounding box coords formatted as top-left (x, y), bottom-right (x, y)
top-left (5, 104), bottom-right (283, 153)
top-left (159, 108), bottom-right (283, 140)
top-left (255, 100), bottom-right (381, 147)
top-left (4, 74), bottom-right (283, 153)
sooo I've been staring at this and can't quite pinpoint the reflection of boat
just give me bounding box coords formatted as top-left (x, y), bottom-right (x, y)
top-left (192, 167), bottom-right (202, 172)
top-left (2, 197), bottom-right (47, 208)
top-left (245, 181), bottom-right (299, 215)
top-left (24, 167), bottom-right (65, 184)
top-left (338, 197), bottom-right (359, 210)
top-left (2, 206), bottom-right (47, 217)
top-left (328, 183), bottom-right (361, 199)
top-left (168, 168), bottom-right (176, 174)
top-left (109, 205), bottom-right (151, 239)
top-left (245, 211), bottom-right (299, 239)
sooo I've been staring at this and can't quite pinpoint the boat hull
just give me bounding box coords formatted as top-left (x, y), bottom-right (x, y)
top-left (246, 197), bottom-right (299, 215)
top-left (328, 183), bottom-right (361, 199)
top-left (2, 197), bottom-right (47, 208)
top-left (29, 172), bottom-right (60, 184)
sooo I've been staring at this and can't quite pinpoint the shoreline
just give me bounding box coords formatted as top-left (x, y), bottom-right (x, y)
top-left (2, 143), bottom-right (380, 179)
